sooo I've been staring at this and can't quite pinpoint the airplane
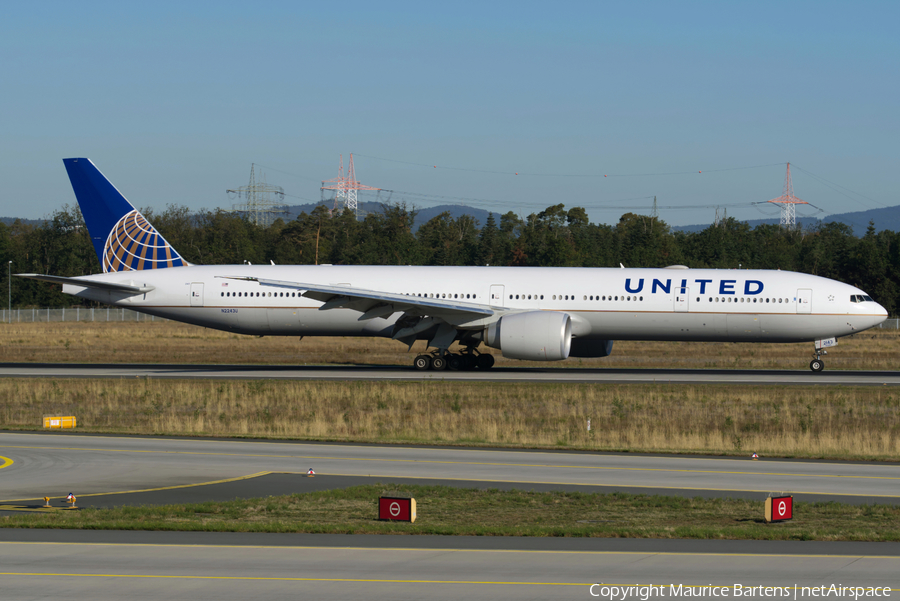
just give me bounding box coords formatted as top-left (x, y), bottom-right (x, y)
top-left (18, 158), bottom-right (888, 372)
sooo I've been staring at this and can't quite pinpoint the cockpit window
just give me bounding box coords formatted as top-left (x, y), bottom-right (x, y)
top-left (850, 295), bottom-right (874, 303)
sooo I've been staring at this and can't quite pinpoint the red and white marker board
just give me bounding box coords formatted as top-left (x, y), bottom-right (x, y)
top-left (378, 497), bottom-right (417, 523)
top-left (764, 495), bottom-right (793, 523)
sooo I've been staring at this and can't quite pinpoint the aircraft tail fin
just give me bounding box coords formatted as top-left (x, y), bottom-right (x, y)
top-left (63, 158), bottom-right (188, 272)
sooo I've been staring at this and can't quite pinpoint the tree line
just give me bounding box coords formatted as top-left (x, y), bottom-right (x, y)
top-left (2, 202), bottom-right (898, 315)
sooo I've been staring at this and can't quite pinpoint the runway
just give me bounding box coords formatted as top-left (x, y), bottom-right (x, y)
top-left (2, 432), bottom-right (898, 504)
top-left (0, 531), bottom-right (898, 600)
top-left (1, 362), bottom-right (899, 385)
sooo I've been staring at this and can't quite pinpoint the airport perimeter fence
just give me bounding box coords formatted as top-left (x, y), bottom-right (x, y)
top-left (1, 308), bottom-right (168, 323)
top-left (877, 318), bottom-right (900, 329)
top-left (0, 309), bottom-right (898, 329)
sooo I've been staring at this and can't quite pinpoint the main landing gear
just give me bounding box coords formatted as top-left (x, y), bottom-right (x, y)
top-left (413, 348), bottom-right (495, 371)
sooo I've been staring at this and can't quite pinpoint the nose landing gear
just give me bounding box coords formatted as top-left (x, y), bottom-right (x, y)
top-left (809, 348), bottom-right (826, 372)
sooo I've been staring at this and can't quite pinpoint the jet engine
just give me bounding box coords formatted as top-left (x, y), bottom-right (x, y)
top-left (484, 311), bottom-right (572, 361)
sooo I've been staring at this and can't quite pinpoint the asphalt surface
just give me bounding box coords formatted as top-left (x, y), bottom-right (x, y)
top-left (2, 432), bottom-right (899, 599)
top-left (0, 531), bottom-right (898, 600)
top-left (2, 362), bottom-right (900, 384)
top-left (1, 432), bottom-right (898, 506)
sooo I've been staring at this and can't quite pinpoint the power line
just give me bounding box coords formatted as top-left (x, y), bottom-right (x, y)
top-left (354, 154), bottom-right (785, 178)
top-left (254, 163), bottom-right (324, 184)
top-left (358, 188), bottom-right (760, 212)
top-left (251, 158), bottom-right (861, 221)
top-left (791, 165), bottom-right (889, 209)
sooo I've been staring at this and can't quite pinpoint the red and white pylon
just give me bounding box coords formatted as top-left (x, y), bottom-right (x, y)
top-left (767, 163), bottom-right (808, 227)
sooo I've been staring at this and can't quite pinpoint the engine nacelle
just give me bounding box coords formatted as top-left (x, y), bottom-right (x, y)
top-left (569, 338), bottom-right (614, 358)
top-left (484, 311), bottom-right (572, 361)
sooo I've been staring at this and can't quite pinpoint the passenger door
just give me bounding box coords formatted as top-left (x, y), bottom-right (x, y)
top-left (190, 282), bottom-right (204, 307)
top-left (674, 286), bottom-right (689, 312)
top-left (490, 285), bottom-right (505, 308)
top-left (796, 289), bottom-right (812, 314)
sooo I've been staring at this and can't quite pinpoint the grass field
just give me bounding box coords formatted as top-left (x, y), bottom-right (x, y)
top-left (3, 378), bottom-right (899, 459)
top-left (2, 485), bottom-right (898, 541)
top-left (0, 320), bottom-right (897, 371)
top-left (1, 321), bottom-right (898, 458)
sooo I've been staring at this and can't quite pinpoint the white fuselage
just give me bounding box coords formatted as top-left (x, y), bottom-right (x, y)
top-left (62, 265), bottom-right (887, 344)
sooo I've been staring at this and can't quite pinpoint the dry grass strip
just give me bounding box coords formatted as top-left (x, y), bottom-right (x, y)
top-left (2, 485), bottom-right (898, 540)
top-left (3, 378), bottom-right (899, 459)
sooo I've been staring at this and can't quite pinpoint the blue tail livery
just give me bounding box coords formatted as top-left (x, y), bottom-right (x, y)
top-left (63, 158), bottom-right (187, 272)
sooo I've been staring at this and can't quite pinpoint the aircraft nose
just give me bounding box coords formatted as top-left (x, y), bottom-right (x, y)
top-left (877, 303), bottom-right (888, 318)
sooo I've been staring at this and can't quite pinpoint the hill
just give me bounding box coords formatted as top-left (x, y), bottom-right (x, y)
top-left (674, 205), bottom-right (900, 236)
top-left (0, 217), bottom-right (43, 228)
top-left (281, 201), bottom-right (492, 232)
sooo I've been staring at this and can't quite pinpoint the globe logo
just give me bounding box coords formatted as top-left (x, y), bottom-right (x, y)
top-left (102, 210), bottom-right (185, 273)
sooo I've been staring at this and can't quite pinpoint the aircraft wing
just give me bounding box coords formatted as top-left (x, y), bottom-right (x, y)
top-left (16, 273), bottom-right (155, 294)
top-left (218, 275), bottom-right (495, 322)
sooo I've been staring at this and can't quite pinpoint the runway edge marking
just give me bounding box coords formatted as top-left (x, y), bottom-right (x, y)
top-left (0, 571), bottom-right (589, 586)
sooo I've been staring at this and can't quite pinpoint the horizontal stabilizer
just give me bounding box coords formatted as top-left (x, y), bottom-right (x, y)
top-left (16, 273), bottom-right (155, 294)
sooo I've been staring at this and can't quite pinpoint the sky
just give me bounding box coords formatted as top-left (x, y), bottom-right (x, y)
top-left (1, 1), bottom-right (898, 226)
